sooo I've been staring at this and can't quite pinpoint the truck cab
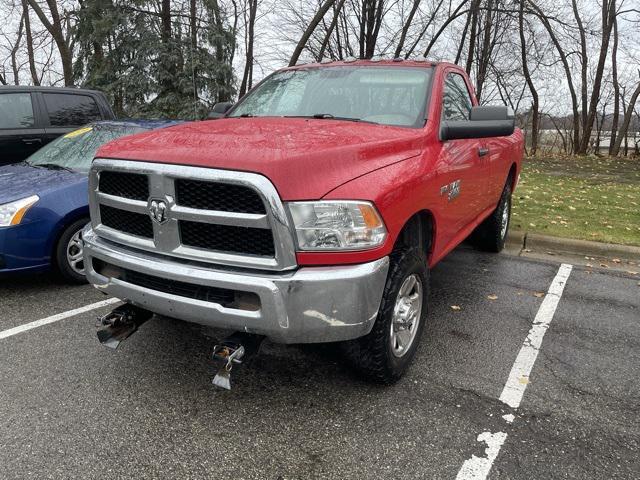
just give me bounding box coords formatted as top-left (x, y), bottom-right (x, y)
top-left (83, 60), bottom-right (523, 384)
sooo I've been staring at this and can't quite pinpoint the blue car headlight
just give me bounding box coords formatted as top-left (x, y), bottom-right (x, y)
top-left (0, 195), bottom-right (39, 227)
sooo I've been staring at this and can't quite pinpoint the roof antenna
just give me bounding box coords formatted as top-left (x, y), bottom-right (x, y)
top-left (189, 26), bottom-right (197, 120)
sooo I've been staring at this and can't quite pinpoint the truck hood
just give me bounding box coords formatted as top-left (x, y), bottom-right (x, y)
top-left (0, 163), bottom-right (85, 205)
top-left (96, 118), bottom-right (425, 199)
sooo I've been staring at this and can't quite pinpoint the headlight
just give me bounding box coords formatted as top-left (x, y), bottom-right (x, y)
top-left (0, 195), bottom-right (39, 227)
top-left (287, 201), bottom-right (387, 251)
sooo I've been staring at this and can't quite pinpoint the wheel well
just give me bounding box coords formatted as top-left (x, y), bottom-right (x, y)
top-left (508, 163), bottom-right (517, 190)
top-left (393, 211), bottom-right (434, 258)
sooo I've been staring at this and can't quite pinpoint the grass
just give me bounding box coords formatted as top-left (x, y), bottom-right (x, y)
top-left (511, 155), bottom-right (640, 247)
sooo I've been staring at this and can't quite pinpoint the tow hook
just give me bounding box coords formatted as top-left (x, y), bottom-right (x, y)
top-left (212, 333), bottom-right (264, 390)
top-left (96, 304), bottom-right (153, 349)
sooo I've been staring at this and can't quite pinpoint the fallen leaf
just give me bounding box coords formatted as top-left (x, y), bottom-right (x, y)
top-left (628, 271), bottom-right (638, 275)
top-left (533, 292), bottom-right (545, 298)
top-left (518, 376), bottom-right (530, 385)
top-left (612, 258), bottom-right (621, 263)
top-left (451, 305), bottom-right (461, 311)
top-left (600, 263), bottom-right (609, 268)
top-left (586, 263), bottom-right (593, 268)
top-left (487, 294), bottom-right (498, 300)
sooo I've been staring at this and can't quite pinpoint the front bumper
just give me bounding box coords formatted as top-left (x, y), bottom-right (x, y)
top-left (83, 228), bottom-right (389, 343)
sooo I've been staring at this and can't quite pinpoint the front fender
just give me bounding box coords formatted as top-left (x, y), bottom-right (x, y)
top-left (295, 152), bottom-right (442, 267)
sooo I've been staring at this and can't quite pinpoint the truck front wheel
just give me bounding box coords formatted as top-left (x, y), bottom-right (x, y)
top-left (342, 247), bottom-right (429, 384)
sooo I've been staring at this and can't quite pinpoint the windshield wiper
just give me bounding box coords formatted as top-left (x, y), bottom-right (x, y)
top-left (285, 114), bottom-right (378, 124)
top-left (31, 163), bottom-right (74, 172)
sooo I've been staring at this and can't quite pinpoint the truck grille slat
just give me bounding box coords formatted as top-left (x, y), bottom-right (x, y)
top-left (100, 205), bottom-right (153, 238)
top-left (176, 179), bottom-right (266, 214)
top-left (180, 220), bottom-right (275, 257)
top-left (99, 171), bottom-right (149, 201)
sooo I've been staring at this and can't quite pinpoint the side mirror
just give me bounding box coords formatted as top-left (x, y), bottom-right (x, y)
top-left (441, 105), bottom-right (515, 141)
top-left (207, 102), bottom-right (234, 119)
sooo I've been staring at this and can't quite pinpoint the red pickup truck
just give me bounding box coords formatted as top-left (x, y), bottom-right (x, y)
top-left (84, 60), bottom-right (523, 386)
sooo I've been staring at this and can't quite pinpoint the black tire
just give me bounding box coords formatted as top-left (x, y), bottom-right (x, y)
top-left (472, 178), bottom-right (512, 253)
top-left (55, 218), bottom-right (89, 284)
top-left (342, 247), bottom-right (429, 384)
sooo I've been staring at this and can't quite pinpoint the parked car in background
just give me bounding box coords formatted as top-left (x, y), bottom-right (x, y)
top-left (0, 86), bottom-right (115, 165)
top-left (0, 120), bottom-right (179, 283)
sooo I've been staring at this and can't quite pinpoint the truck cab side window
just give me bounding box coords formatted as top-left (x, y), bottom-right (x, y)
top-left (442, 73), bottom-right (473, 121)
top-left (0, 93), bottom-right (35, 129)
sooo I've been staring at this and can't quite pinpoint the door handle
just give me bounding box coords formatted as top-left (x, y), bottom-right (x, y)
top-left (21, 138), bottom-right (42, 145)
top-left (478, 147), bottom-right (489, 157)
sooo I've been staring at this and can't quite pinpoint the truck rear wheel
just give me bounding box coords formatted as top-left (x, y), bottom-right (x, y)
top-left (472, 179), bottom-right (512, 253)
top-left (342, 247), bottom-right (429, 384)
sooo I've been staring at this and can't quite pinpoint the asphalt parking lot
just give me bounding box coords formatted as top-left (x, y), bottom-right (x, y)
top-left (1, 247), bottom-right (638, 479)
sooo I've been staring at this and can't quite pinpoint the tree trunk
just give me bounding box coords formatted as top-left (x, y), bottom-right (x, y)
top-left (394, 0), bottom-right (421, 58)
top-left (571, 0), bottom-right (588, 138)
top-left (239, 0), bottom-right (257, 97)
top-left (11, 13), bottom-right (25, 84)
top-left (609, 18), bottom-right (620, 155)
top-left (577, 0), bottom-right (616, 154)
top-left (465, 0), bottom-right (480, 74)
top-left (23, 0), bottom-right (39, 85)
top-left (519, 0), bottom-right (539, 155)
top-left (319, 0), bottom-right (346, 60)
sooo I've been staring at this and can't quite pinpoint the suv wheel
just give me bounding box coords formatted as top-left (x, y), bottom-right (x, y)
top-left (342, 247), bottom-right (429, 384)
top-left (472, 178), bottom-right (512, 253)
top-left (55, 219), bottom-right (89, 284)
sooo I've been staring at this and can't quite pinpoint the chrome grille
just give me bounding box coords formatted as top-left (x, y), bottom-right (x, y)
top-left (99, 171), bottom-right (149, 200)
top-left (100, 205), bottom-right (153, 238)
top-left (175, 179), bottom-right (266, 214)
top-left (89, 159), bottom-right (297, 271)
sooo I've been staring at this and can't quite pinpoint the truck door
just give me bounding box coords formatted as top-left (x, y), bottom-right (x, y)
top-left (438, 71), bottom-right (491, 230)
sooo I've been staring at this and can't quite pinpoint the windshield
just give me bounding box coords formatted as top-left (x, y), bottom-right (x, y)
top-left (25, 124), bottom-right (146, 173)
top-left (229, 66), bottom-right (432, 128)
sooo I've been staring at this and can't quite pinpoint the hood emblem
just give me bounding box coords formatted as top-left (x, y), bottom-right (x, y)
top-left (149, 199), bottom-right (168, 224)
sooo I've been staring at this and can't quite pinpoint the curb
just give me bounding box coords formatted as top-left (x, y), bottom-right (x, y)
top-left (506, 231), bottom-right (640, 261)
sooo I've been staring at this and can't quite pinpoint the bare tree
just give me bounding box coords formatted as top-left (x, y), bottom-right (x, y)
top-left (25, 0), bottom-right (74, 85)
top-left (611, 71), bottom-right (640, 156)
top-left (289, 0), bottom-right (337, 66)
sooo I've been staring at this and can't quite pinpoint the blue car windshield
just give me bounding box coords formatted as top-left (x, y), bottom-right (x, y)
top-left (229, 66), bottom-right (433, 128)
top-left (25, 124), bottom-right (145, 173)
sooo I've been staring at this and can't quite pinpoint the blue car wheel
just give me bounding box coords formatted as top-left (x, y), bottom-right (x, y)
top-left (55, 218), bottom-right (90, 284)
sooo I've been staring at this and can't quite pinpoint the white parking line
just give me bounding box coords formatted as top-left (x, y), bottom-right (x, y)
top-left (0, 298), bottom-right (120, 340)
top-left (455, 263), bottom-right (573, 480)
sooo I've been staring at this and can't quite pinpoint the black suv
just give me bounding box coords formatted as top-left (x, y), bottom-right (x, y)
top-left (0, 86), bottom-right (115, 165)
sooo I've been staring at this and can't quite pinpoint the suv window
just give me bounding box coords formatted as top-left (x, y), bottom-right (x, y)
top-left (442, 73), bottom-right (473, 121)
top-left (0, 93), bottom-right (35, 129)
top-left (43, 93), bottom-right (102, 127)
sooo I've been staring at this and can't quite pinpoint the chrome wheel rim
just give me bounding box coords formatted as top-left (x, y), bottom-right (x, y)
top-left (390, 274), bottom-right (423, 358)
top-left (66, 229), bottom-right (85, 276)
top-left (500, 196), bottom-right (510, 240)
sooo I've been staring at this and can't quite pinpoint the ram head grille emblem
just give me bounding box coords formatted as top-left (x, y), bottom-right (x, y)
top-left (148, 199), bottom-right (168, 224)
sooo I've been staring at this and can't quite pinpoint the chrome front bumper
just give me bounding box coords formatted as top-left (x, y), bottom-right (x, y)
top-left (83, 228), bottom-right (389, 344)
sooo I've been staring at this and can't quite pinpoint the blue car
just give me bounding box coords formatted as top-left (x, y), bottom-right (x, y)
top-left (0, 120), bottom-right (178, 283)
